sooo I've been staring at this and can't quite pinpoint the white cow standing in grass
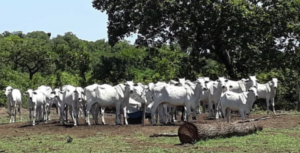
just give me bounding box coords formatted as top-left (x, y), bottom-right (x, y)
top-left (24, 89), bottom-right (44, 124)
top-left (50, 88), bottom-right (63, 115)
top-left (256, 78), bottom-right (279, 114)
top-left (208, 77), bottom-right (229, 119)
top-left (220, 87), bottom-right (258, 122)
top-left (29, 90), bottom-right (47, 125)
top-left (3, 86), bottom-right (22, 123)
top-left (37, 85), bottom-right (53, 121)
top-left (60, 85), bottom-right (85, 126)
top-left (150, 78), bottom-right (207, 124)
top-left (85, 81), bottom-right (135, 126)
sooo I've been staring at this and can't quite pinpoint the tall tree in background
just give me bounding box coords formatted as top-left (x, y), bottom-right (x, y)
top-left (92, 0), bottom-right (300, 79)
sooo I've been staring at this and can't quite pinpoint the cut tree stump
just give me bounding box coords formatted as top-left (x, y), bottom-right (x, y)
top-left (178, 121), bottom-right (263, 144)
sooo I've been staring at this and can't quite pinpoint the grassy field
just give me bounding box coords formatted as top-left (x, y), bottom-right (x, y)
top-left (0, 107), bottom-right (300, 153)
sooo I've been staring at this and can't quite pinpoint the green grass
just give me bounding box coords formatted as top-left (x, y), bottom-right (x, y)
top-left (1, 127), bottom-right (300, 153)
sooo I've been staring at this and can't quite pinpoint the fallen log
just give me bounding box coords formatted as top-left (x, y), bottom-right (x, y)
top-left (178, 121), bottom-right (263, 144)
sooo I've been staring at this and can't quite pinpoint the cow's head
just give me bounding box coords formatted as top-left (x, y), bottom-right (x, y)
top-left (4, 86), bottom-right (13, 96)
top-left (133, 84), bottom-right (149, 104)
top-left (125, 80), bottom-right (135, 94)
top-left (74, 87), bottom-right (85, 102)
top-left (270, 78), bottom-right (278, 89)
top-left (24, 89), bottom-right (34, 99)
top-left (178, 77), bottom-right (186, 86)
top-left (246, 75), bottom-right (259, 88)
top-left (203, 77), bottom-right (210, 84)
top-left (217, 77), bottom-right (228, 89)
top-left (248, 87), bottom-right (258, 99)
top-left (195, 78), bottom-right (208, 90)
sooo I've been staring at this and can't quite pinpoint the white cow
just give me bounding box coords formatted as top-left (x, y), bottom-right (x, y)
top-left (256, 78), bottom-right (279, 114)
top-left (29, 90), bottom-right (46, 125)
top-left (60, 85), bottom-right (85, 126)
top-left (151, 78), bottom-right (207, 124)
top-left (24, 89), bottom-right (44, 124)
top-left (193, 77), bottom-right (212, 114)
top-left (3, 86), bottom-right (22, 123)
top-left (50, 88), bottom-right (63, 115)
top-left (85, 81), bottom-right (135, 125)
top-left (37, 85), bottom-right (53, 121)
top-left (220, 87), bottom-right (258, 122)
top-left (208, 77), bottom-right (229, 119)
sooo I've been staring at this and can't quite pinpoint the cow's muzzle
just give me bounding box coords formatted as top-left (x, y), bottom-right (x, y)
top-left (130, 90), bottom-right (133, 94)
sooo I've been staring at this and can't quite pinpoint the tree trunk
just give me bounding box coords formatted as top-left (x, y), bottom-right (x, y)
top-left (178, 122), bottom-right (263, 144)
top-left (29, 71), bottom-right (34, 80)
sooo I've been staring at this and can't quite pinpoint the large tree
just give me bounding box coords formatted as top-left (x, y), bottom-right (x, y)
top-left (92, 0), bottom-right (300, 79)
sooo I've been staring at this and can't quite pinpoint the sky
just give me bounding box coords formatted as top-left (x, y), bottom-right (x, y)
top-left (0, 0), bottom-right (137, 44)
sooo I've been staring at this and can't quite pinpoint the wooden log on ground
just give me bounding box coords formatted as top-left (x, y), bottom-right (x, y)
top-left (178, 121), bottom-right (263, 144)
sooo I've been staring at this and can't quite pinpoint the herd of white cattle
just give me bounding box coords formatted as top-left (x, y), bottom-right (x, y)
top-left (2, 75), bottom-right (279, 126)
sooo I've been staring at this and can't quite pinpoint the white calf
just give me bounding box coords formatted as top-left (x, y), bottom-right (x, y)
top-left (220, 87), bottom-right (258, 122)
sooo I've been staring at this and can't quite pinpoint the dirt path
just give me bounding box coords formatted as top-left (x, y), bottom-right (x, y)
top-left (0, 107), bottom-right (299, 139)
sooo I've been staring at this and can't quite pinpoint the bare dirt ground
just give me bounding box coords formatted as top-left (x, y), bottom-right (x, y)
top-left (0, 107), bottom-right (299, 140)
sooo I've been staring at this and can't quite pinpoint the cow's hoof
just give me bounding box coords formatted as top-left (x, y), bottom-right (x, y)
top-left (192, 116), bottom-right (197, 120)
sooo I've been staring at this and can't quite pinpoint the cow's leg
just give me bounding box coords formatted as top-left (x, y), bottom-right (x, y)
top-left (18, 104), bottom-right (22, 121)
top-left (151, 102), bottom-right (161, 125)
top-left (181, 106), bottom-right (186, 121)
top-left (208, 101), bottom-right (214, 119)
top-left (91, 104), bottom-right (99, 125)
top-left (100, 107), bottom-right (106, 125)
top-left (33, 105), bottom-right (37, 126)
top-left (239, 109), bottom-right (246, 120)
top-left (72, 104), bottom-right (78, 126)
top-left (55, 102), bottom-right (59, 115)
top-left (60, 103), bottom-right (65, 124)
top-left (43, 104), bottom-right (46, 121)
top-left (185, 105), bottom-right (191, 122)
top-left (8, 104), bottom-right (12, 123)
top-left (202, 102), bottom-right (206, 114)
top-left (266, 97), bottom-right (270, 115)
top-left (157, 104), bottom-right (165, 123)
top-left (171, 107), bottom-right (177, 123)
top-left (162, 104), bottom-right (169, 124)
top-left (115, 103), bottom-right (121, 125)
top-left (226, 108), bottom-right (231, 123)
top-left (29, 107), bottom-right (32, 123)
top-left (85, 102), bottom-right (95, 126)
top-left (221, 106), bottom-right (226, 122)
top-left (123, 106), bottom-right (128, 125)
top-left (12, 106), bottom-right (16, 123)
top-left (271, 97), bottom-right (276, 115)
